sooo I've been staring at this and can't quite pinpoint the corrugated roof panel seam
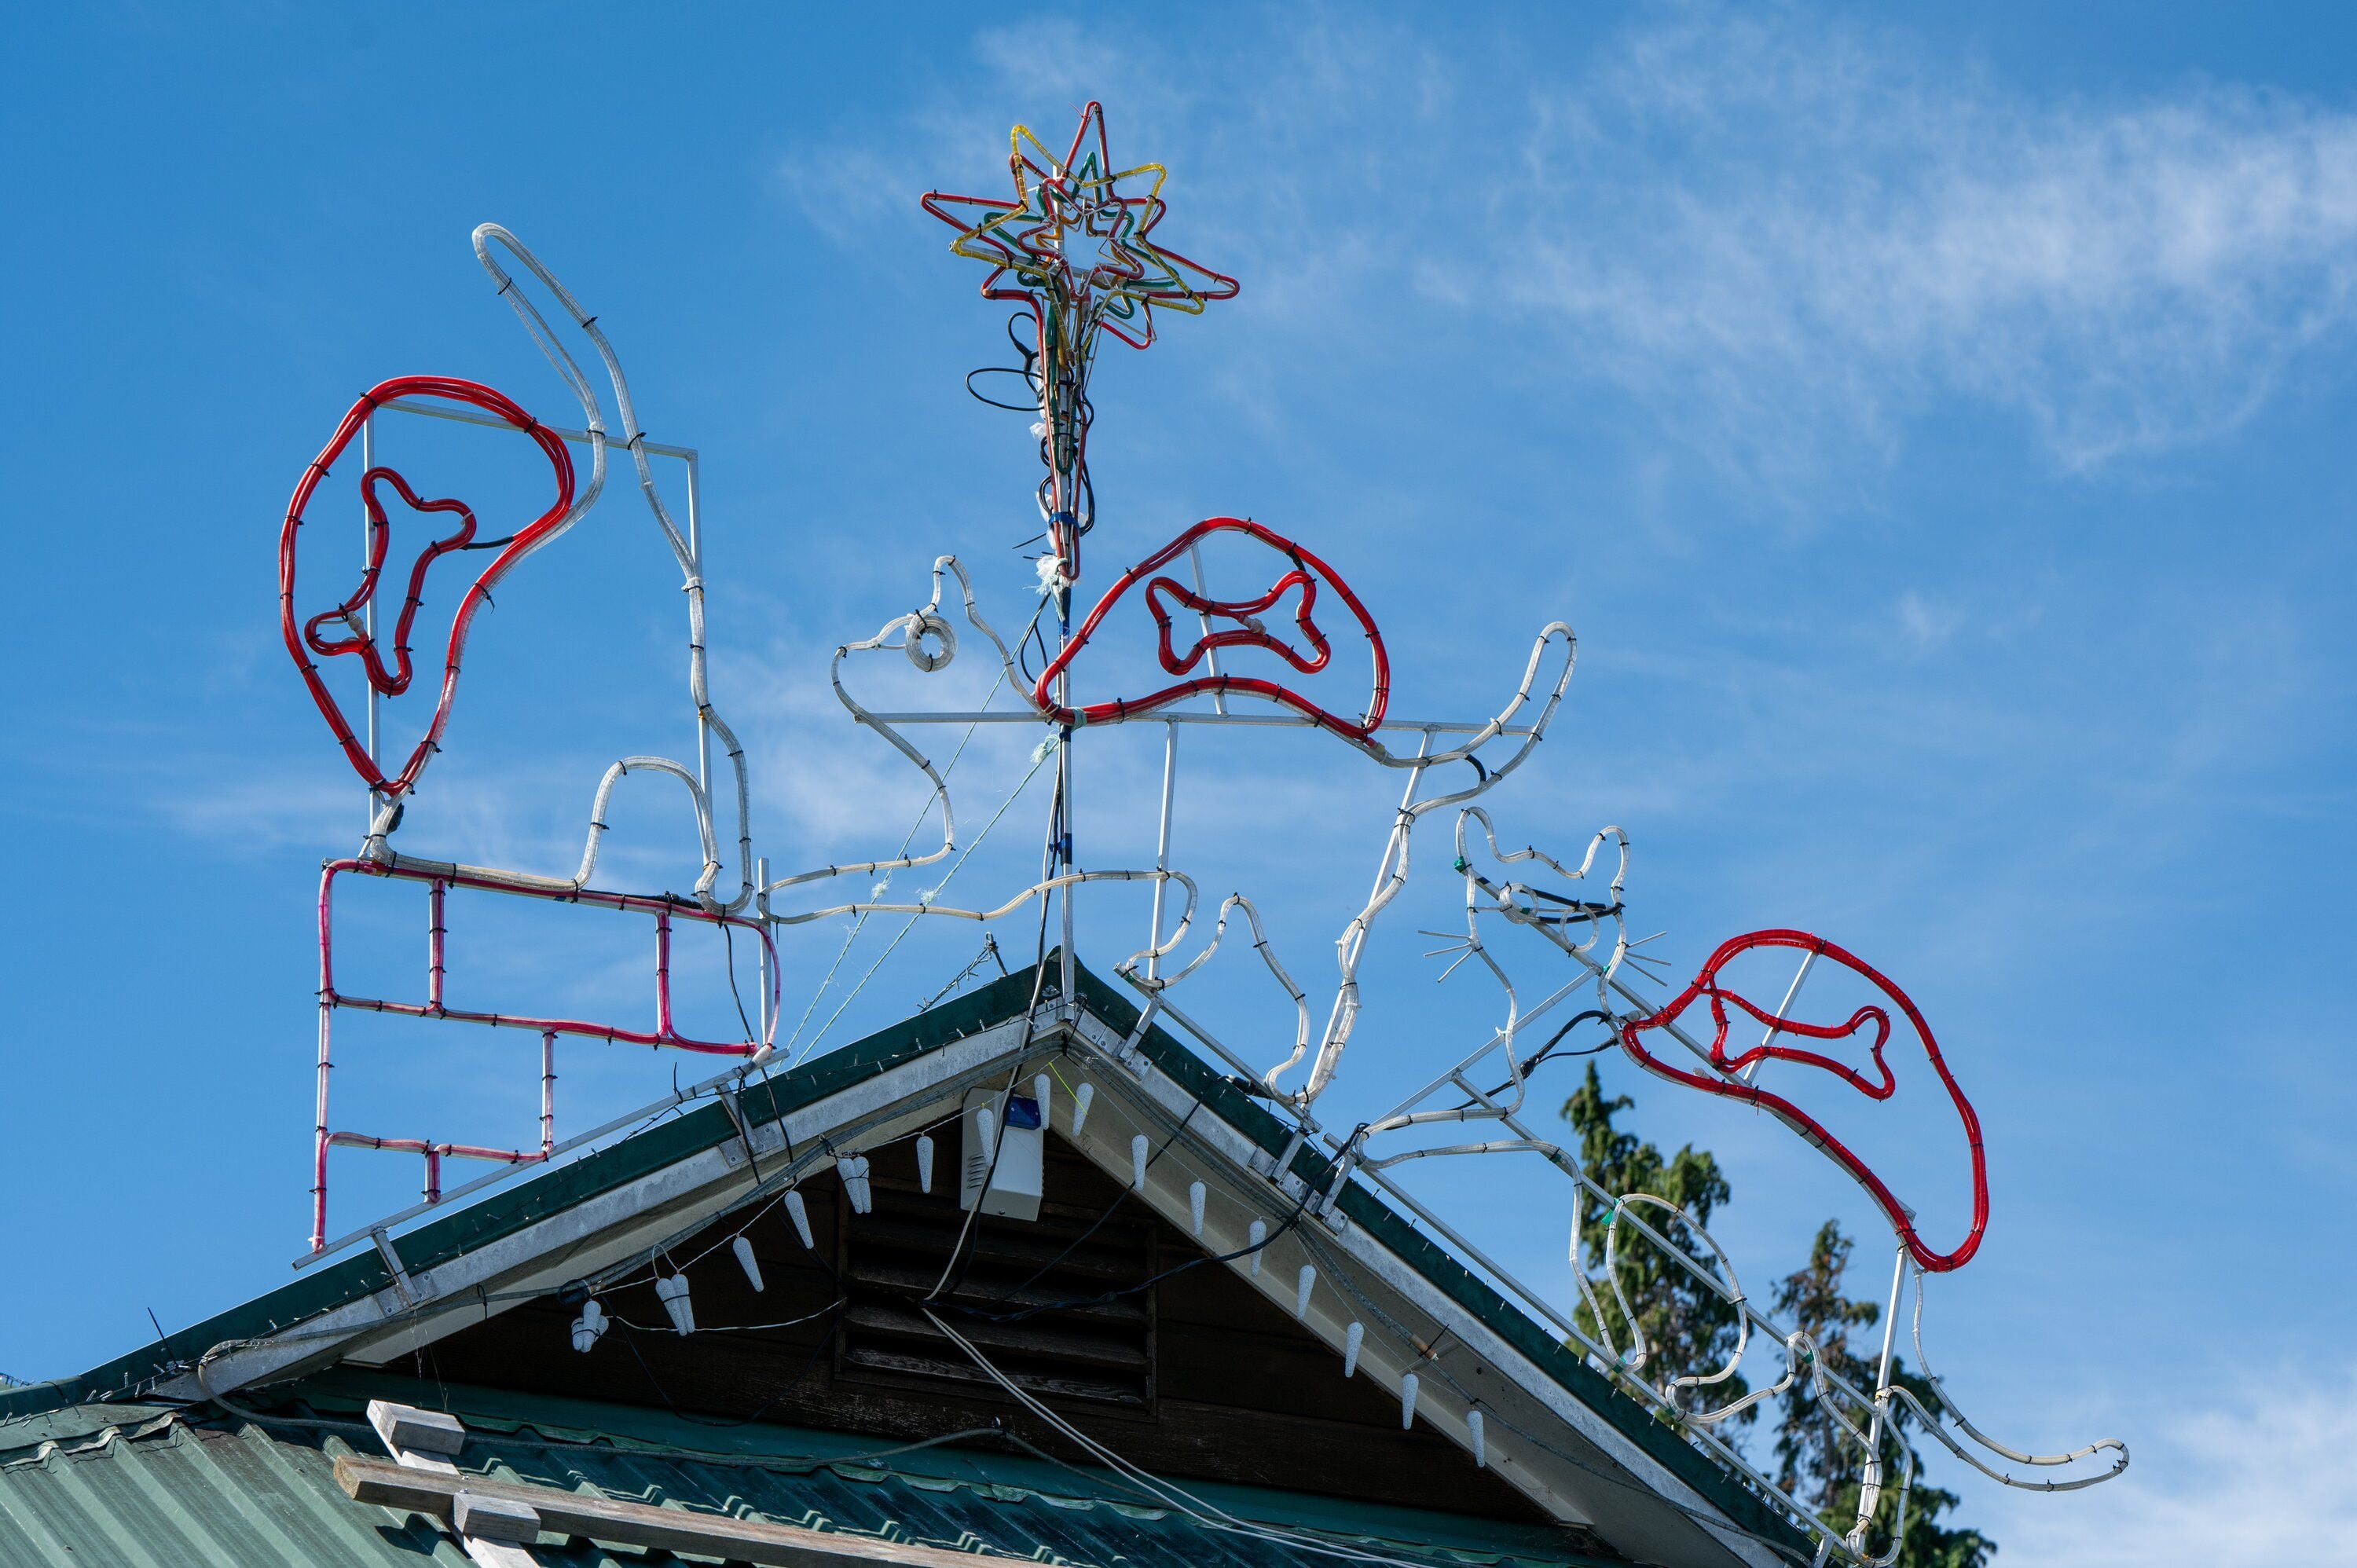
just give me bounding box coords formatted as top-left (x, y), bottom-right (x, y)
top-left (0, 1410), bottom-right (1611, 1567)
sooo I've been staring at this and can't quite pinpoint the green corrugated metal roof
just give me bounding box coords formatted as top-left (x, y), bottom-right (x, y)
top-left (0, 1387), bottom-right (1615, 1567)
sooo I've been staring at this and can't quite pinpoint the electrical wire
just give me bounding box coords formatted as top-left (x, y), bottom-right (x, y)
top-left (918, 878), bottom-right (1059, 1306)
top-left (921, 1308), bottom-right (1490, 1568)
top-left (779, 603), bottom-right (1039, 1058)
top-left (792, 738), bottom-right (1053, 1065)
top-left (609, 1301), bottom-right (844, 1338)
top-left (915, 935), bottom-right (1004, 1013)
top-left (614, 1308), bottom-right (844, 1431)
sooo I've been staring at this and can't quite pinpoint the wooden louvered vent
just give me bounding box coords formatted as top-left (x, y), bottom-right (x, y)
top-left (837, 1153), bottom-right (1158, 1409)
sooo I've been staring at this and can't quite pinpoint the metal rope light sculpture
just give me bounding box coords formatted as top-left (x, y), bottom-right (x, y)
top-left (281, 229), bottom-right (777, 1255)
top-left (1308, 808), bottom-right (2127, 1563)
top-left (261, 104), bottom-right (2130, 1567)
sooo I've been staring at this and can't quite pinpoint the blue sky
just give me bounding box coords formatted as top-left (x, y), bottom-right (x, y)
top-left (5, 4), bottom-right (2355, 1561)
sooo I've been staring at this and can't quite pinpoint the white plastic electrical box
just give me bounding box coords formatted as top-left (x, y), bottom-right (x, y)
top-left (960, 1085), bottom-right (1043, 1221)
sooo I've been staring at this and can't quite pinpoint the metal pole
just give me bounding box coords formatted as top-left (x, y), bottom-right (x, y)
top-left (1146, 721), bottom-right (1178, 980)
top-left (1052, 241), bottom-right (1079, 1010)
top-left (861, 710), bottom-right (1537, 733)
top-left (1186, 543), bottom-right (1227, 715)
top-left (1744, 947), bottom-right (1819, 1085)
top-left (539, 1031), bottom-right (556, 1156)
top-left (376, 395), bottom-right (697, 458)
top-left (687, 452), bottom-right (712, 798)
top-left (756, 854), bottom-right (772, 1042)
top-left (361, 411), bottom-right (378, 831)
top-left (1855, 1242), bottom-right (1908, 1544)
top-left (1058, 584), bottom-right (1076, 1006)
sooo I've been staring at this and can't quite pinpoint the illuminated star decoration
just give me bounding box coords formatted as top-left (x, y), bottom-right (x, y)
top-left (920, 100), bottom-right (1238, 350)
top-left (922, 102), bottom-right (1238, 586)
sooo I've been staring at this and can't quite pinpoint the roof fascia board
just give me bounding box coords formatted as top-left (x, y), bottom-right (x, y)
top-left (1065, 969), bottom-right (1805, 1562)
top-left (1058, 1002), bottom-right (1783, 1568)
top-left (156, 1013), bottom-right (1050, 1399)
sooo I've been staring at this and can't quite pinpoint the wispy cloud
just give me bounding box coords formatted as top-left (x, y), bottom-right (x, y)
top-left (1989, 1368), bottom-right (2357, 1567)
top-left (159, 771), bottom-right (368, 852)
top-left (1505, 10), bottom-right (2357, 474)
top-left (794, 8), bottom-right (2357, 483)
top-left (1895, 590), bottom-right (1962, 652)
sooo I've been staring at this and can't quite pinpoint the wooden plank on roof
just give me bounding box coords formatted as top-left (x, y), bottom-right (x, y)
top-left (333, 1453), bottom-right (1016, 1566)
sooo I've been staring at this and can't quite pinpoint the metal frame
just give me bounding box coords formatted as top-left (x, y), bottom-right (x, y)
top-left (272, 162), bottom-right (2132, 1566)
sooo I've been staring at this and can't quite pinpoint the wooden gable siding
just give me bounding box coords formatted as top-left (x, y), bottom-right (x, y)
top-left (422, 1134), bottom-right (1567, 1530)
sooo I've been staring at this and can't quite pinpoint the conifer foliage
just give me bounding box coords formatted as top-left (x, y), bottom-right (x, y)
top-left (1562, 1064), bottom-right (1750, 1423)
top-left (1563, 1066), bottom-right (1995, 1563)
top-left (1774, 1222), bottom-right (1995, 1568)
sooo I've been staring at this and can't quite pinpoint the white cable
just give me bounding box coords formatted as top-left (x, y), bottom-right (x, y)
top-left (1138, 894), bottom-right (1311, 1092)
top-left (1296, 620), bottom-right (1578, 1107)
top-left (472, 224), bottom-right (756, 913)
top-left (790, 742), bottom-right (1052, 1064)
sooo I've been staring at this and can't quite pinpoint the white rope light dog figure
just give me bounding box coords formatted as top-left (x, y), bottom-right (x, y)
top-left (1312, 805), bottom-right (2130, 1563)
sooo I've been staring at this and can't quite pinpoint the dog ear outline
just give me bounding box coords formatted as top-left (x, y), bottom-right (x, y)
top-left (1618, 929), bottom-right (1991, 1273)
top-left (1036, 516), bottom-right (1390, 739)
top-left (279, 376), bottom-right (576, 801)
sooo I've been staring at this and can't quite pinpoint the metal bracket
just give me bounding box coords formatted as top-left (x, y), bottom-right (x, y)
top-left (715, 1090), bottom-right (786, 1171)
top-left (371, 1227), bottom-right (431, 1307)
top-left (716, 1122), bottom-right (786, 1171)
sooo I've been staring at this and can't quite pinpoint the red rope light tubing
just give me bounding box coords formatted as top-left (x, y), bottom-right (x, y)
top-left (317, 858), bottom-right (774, 1057)
top-left (1033, 517), bottom-right (1391, 740)
top-left (1617, 929), bottom-right (1990, 1272)
top-left (279, 376), bottom-right (576, 799)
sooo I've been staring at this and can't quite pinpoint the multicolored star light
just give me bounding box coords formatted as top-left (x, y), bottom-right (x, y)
top-left (923, 102), bottom-right (1237, 586)
top-left (921, 100), bottom-right (1237, 350)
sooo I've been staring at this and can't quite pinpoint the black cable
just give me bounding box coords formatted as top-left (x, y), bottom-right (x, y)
top-left (963, 367), bottom-right (1043, 412)
top-left (1448, 1009), bottom-right (1619, 1112)
top-left (1017, 612), bottom-right (1054, 687)
top-left (614, 1302), bottom-right (845, 1431)
top-left (720, 919), bottom-right (757, 1042)
top-left (917, 815), bottom-right (1061, 1306)
top-left (962, 310), bottom-right (1045, 411)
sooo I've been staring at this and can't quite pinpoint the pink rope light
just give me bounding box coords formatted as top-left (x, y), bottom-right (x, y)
top-left (1618, 928), bottom-right (1990, 1273)
top-left (310, 857), bottom-right (778, 1251)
